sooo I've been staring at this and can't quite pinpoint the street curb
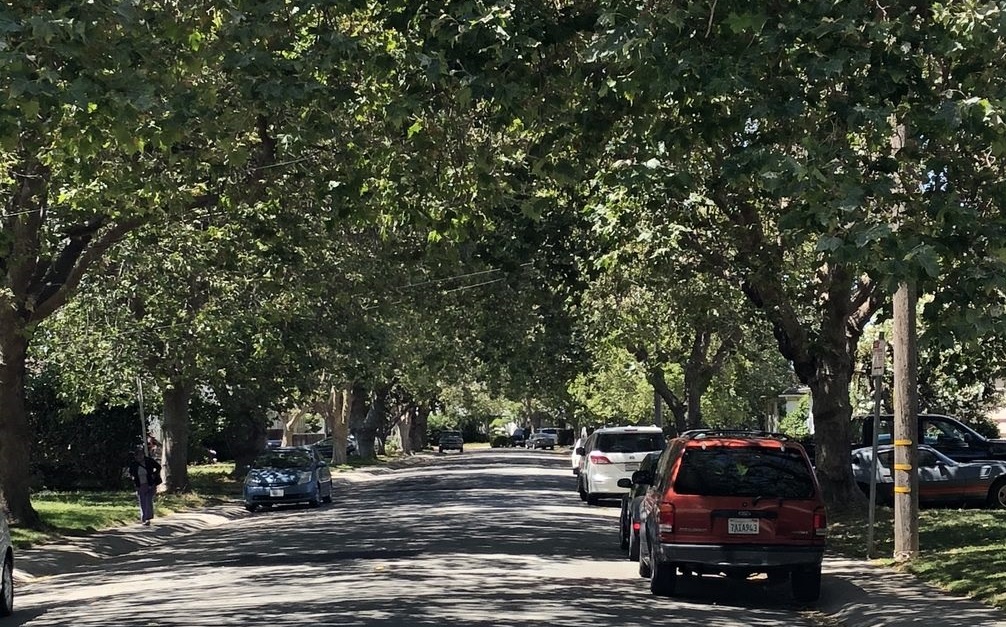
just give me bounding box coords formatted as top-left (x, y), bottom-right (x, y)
top-left (13, 505), bottom-right (246, 583)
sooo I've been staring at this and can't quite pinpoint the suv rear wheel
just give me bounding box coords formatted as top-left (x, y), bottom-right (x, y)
top-left (791, 565), bottom-right (822, 602)
top-left (649, 544), bottom-right (676, 596)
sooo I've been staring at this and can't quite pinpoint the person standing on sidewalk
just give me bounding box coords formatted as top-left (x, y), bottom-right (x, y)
top-left (128, 448), bottom-right (162, 526)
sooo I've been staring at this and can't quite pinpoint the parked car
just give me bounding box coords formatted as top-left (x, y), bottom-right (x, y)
top-left (852, 444), bottom-right (1006, 508)
top-left (617, 451), bottom-right (662, 560)
top-left (577, 426), bottom-right (666, 505)
top-left (571, 437), bottom-right (585, 475)
top-left (312, 434), bottom-right (358, 460)
top-left (243, 447), bottom-right (333, 511)
top-left (0, 513), bottom-right (12, 616)
top-left (637, 429), bottom-right (826, 601)
top-left (527, 432), bottom-right (558, 450)
top-left (439, 430), bottom-right (464, 453)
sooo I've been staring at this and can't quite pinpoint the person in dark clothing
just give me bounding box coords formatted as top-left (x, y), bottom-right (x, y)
top-left (128, 448), bottom-right (162, 526)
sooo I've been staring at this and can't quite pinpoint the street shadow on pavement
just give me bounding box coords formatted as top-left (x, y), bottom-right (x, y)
top-left (12, 450), bottom-right (1003, 627)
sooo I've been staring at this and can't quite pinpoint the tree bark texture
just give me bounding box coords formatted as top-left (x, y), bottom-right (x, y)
top-left (0, 318), bottom-right (41, 527)
top-left (346, 384), bottom-right (372, 458)
top-left (365, 388), bottom-right (390, 457)
top-left (410, 403), bottom-right (430, 451)
top-left (398, 407), bottom-right (414, 455)
top-left (161, 379), bottom-right (193, 492)
top-left (325, 387), bottom-right (348, 466)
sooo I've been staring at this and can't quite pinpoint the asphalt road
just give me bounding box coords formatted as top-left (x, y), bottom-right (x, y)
top-left (11, 450), bottom-right (850, 626)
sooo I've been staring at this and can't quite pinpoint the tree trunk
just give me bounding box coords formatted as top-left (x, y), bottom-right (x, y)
top-left (410, 403), bottom-right (430, 451)
top-left (648, 366), bottom-right (686, 434)
top-left (327, 387), bottom-right (348, 466)
top-left (806, 366), bottom-right (864, 513)
top-left (398, 407), bottom-right (414, 455)
top-left (0, 321), bottom-right (41, 527)
top-left (281, 408), bottom-right (305, 447)
top-left (363, 388), bottom-right (390, 458)
top-left (346, 384), bottom-right (372, 458)
top-left (684, 382), bottom-right (703, 430)
top-left (161, 379), bottom-right (193, 492)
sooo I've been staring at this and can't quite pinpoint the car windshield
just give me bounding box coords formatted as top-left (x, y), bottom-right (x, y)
top-left (440, 431), bottom-right (461, 438)
top-left (674, 446), bottom-right (815, 499)
top-left (253, 451), bottom-right (313, 469)
top-left (596, 432), bottom-right (665, 453)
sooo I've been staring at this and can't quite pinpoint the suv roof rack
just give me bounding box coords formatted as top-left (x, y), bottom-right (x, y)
top-left (679, 429), bottom-right (792, 441)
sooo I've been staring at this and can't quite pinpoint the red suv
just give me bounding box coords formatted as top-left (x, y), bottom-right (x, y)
top-left (637, 430), bottom-right (827, 602)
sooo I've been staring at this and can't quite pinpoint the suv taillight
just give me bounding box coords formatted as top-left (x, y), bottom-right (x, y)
top-left (589, 454), bottom-right (612, 465)
top-left (813, 507), bottom-right (827, 537)
top-left (658, 502), bottom-right (675, 541)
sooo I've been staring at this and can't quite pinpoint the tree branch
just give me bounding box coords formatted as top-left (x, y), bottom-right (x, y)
top-left (30, 217), bottom-right (145, 322)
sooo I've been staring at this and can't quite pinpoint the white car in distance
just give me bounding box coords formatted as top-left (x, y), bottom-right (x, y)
top-left (577, 426), bottom-right (666, 506)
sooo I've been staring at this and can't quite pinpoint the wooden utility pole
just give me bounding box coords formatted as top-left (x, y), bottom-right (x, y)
top-left (890, 118), bottom-right (919, 562)
top-left (892, 281), bottom-right (919, 561)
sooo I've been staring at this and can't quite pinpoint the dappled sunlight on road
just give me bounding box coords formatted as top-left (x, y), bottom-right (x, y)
top-left (14, 449), bottom-right (828, 627)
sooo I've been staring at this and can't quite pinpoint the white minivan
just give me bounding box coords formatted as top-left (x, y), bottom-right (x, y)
top-left (577, 426), bottom-right (666, 505)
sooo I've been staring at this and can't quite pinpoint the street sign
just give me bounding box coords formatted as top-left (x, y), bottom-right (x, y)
top-left (871, 338), bottom-right (886, 377)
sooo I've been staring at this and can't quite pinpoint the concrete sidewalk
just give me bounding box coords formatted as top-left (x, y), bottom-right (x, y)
top-left (818, 556), bottom-right (1006, 626)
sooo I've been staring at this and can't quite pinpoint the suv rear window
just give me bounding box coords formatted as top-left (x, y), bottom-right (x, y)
top-left (673, 446), bottom-right (815, 499)
top-left (596, 433), bottom-right (665, 453)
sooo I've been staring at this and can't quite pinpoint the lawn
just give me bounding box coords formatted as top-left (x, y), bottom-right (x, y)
top-left (829, 506), bottom-right (1006, 610)
top-left (12, 463), bottom-right (241, 548)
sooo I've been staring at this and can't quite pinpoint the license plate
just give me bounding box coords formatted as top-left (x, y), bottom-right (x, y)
top-left (624, 463), bottom-right (637, 471)
top-left (728, 518), bottom-right (759, 534)
top-left (269, 488), bottom-right (284, 497)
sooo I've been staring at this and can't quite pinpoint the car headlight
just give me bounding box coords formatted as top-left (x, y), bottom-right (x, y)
top-left (245, 471), bottom-right (260, 485)
top-left (298, 471), bottom-right (313, 485)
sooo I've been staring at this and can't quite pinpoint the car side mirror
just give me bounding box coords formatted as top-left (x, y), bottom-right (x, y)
top-left (631, 470), bottom-right (653, 486)
top-left (617, 478), bottom-right (632, 489)
top-left (575, 447), bottom-right (586, 456)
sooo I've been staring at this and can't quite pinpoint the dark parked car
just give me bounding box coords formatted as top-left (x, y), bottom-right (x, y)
top-left (852, 444), bottom-right (1006, 508)
top-left (312, 435), bottom-right (358, 460)
top-left (527, 432), bottom-right (557, 450)
top-left (439, 430), bottom-right (464, 453)
top-left (617, 451), bottom-right (662, 560)
top-left (243, 447), bottom-right (333, 511)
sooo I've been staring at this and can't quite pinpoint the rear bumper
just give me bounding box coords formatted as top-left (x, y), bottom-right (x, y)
top-left (587, 470), bottom-right (631, 496)
top-left (245, 483), bottom-right (316, 505)
top-left (657, 542), bottom-right (824, 569)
